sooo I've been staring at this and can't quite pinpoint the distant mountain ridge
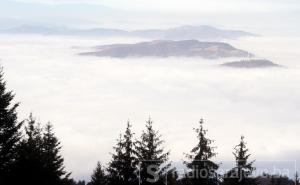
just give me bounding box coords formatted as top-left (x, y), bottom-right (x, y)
top-left (0, 25), bottom-right (256, 40)
top-left (80, 40), bottom-right (252, 59)
top-left (221, 59), bottom-right (280, 68)
top-left (131, 25), bottom-right (256, 40)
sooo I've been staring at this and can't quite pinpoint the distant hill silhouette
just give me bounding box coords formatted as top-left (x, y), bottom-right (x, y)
top-left (0, 25), bottom-right (256, 40)
top-left (131, 25), bottom-right (256, 40)
top-left (80, 40), bottom-right (252, 59)
top-left (221, 59), bottom-right (280, 68)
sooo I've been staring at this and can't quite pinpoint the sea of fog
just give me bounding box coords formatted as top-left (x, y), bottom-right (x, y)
top-left (0, 34), bottom-right (300, 180)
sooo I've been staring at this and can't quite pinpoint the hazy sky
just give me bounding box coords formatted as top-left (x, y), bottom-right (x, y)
top-left (10, 0), bottom-right (300, 12)
top-left (11, 0), bottom-right (299, 11)
top-left (1, 0), bottom-right (300, 35)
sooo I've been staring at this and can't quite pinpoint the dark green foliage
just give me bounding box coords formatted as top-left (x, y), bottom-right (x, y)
top-left (89, 162), bottom-right (107, 185)
top-left (223, 136), bottom-right (257, 185)
top-left (183, 119), bottom-right (219, 185)
top-left (256, 174), bottom-right (294, 185)
top-left (164, 167), bottom-right (179, 185)
top-left (43, 122), bottom-right (71, 185)
top-left (12, 113), bottom-right (45, 185)
top-left (135, 118), bottom-right (170, 185)
top-left (75, 180), bottom-right (86, 185)
top-left (12, 114), bottom-right (70, 185)
top-left (64, 178), bottom-right (79, 185)
top-left (107, 121), bottom-right (139, 185)
top-left (295, 172), bottom-right (300, 185)
top-left (0, 68), bottom-right (22, 184)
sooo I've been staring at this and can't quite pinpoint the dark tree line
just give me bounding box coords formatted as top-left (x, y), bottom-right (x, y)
top-left (0, 67), bottom-right (298, 185)
top-left (86, 119), bottom-right (297, 185)
top-left (86, 119), bottom-right (255, 185)
top-left (0, 68), bottom-right (71, 185)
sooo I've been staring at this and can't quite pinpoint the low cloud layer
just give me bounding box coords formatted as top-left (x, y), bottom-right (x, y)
top-left (0, 34), bottom-right (300, 180)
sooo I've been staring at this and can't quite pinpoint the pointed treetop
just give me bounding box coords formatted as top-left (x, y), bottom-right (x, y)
top-left (146, 117), bottom-right (153, 127)
top-left (0, 66), bottom-right (22, 184)
top-left (295, 172), bottom-right (299, 185)
top-left (199, 118), bottom-right (204, 125)
top-left (90, 162), bottom-right (107, 185)
top-left (233, 135), bottom-right (255, 175)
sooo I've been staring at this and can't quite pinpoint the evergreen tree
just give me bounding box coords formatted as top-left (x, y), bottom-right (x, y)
top-left (107, 134), bottom-right (123, 185)
top-left (43, 122), bottom-right (71, 185)
top-left (270, 175), bottom-right (276, 185)
top-left (164, 167), bottom-right (178, 185)
top-left (295, 172), bottom-right (299, 185)
top-left (0, 68), bottom-right (22, 184)
top-left (13, 114), bottom-right (71, 185)
top-left (223, 136), bottom-right (257, 185)
top-left (13, 113), bottom-right (45, 185)
top-left (184, 119), bottom-right (219, 185)
top-left (107, 121), bottom-right (138, 185)
top-left (135, 118), bottom-right (170, 185)
top-left (89, 162), bottom-right (107, 185)
top-left (76, 180), bottom-right (86, 185)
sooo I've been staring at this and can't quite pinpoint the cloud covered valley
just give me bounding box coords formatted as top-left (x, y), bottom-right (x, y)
top-left (0, 34), bottom-right (300, 180)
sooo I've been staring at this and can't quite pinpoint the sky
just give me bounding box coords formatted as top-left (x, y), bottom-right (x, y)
top-left (9, 0), bottom-right (300, 12)
top-left (0, 0), bottom-right (300, 35)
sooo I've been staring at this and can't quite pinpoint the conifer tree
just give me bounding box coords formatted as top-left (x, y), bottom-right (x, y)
top-left (0, 68), bottom-right (22, 184)
top-left (107, 121), bottom-right (138, 185)
top-left (269, 175), bottom-right (276, 185)
top-left (13, 113), bottom-right (45, 185)
top-left (76, 180), bottom-right (86, 185)
top-left (223, 136), bottom-right (257, 185)
top-left (184, 119), bottom-right (219, 185)
top-left (164, 167), bottom-right (178, 185)
top-left (89, 162), bottom-right (107, 185)
top-left (107, 134), bottom-right (123, 185)
top-left (135, 118), bottom-right (170, 185)
top-left (295, 172), bottom-right (299, 185)
top-left (13, 115), bottom-right (71, 185)
top-left (43, 123), bottom-right (71, 185)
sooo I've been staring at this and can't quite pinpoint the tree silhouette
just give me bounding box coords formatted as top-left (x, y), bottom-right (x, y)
top-left (295, 172), bottom-right (299, 185)
top-left (13, 113), bottom-right (45, 185)
top-left (43, 123), bottom-right (71, 185)
top-left (183, 119), bottom-right (219, 185)
top-left (13, 114), bottom-right (71, 185)
top-left (107, 121), bottom-right (138, 185)
top-left (75, 180), bottom-right (86, 185)
top-left (89, 162), bottom-right (107, 185)
top-left (0, 68), bottom-right (23, 184)
top-left (164, 167), bottom-right (178, 185)
top-left (135, 118), bottom-right (170, 185)
top-left (223, 136), bottom-right (257, 185)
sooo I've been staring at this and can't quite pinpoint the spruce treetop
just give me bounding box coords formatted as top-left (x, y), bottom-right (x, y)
top-left (0, 67), bottom-right (22, 183)
top-left (233, 135), bottom-right (255, 175)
